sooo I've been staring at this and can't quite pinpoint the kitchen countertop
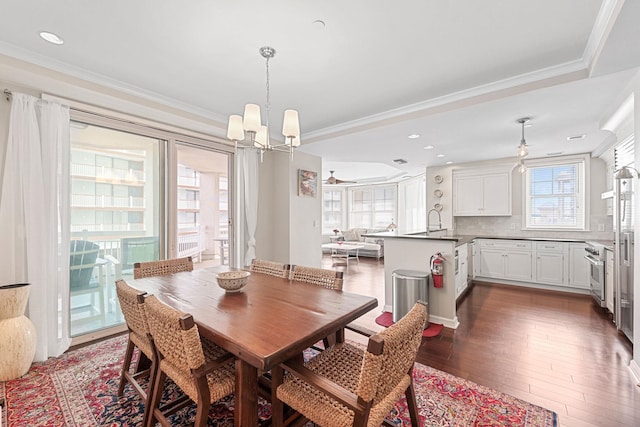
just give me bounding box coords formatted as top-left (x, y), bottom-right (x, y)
top-left (364, 230), bottom-right (614, 248)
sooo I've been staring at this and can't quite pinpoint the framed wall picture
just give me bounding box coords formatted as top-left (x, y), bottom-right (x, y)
top-left (298, 169), bottom-right (317, 197)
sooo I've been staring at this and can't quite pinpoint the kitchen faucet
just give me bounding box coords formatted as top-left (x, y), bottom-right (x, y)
top-left (426, 208), bottom-right (442, 235)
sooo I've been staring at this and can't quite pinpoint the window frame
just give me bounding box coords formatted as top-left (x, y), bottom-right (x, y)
top-left (522, 154), bottom-right (590, 231)
top-left (322, 188), bottom-right (346, 234)
top-left (348, 184), bottom-right (398, 230)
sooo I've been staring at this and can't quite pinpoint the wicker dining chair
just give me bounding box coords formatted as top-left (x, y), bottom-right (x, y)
top-left (289, 265), bottom-right (344, 290)
top-left (144, 295), bottom-right (236, 427)
top-left (133, 256), bottom-right (193, 279)
top-left (272, 301), bottom-right (427, 427)
top-left (289, 265), bottom-right (344, 350)
top-left (250, 259), bottom-right (291, 278)
top-left (115, 280), bottom-right (155, 425)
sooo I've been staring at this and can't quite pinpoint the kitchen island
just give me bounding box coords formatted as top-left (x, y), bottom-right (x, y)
top-left (365, 230), bottom-right (469, 328)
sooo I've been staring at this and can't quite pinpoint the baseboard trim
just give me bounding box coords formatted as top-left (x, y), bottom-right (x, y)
top-left (382, 305), bottom-right (459, 329)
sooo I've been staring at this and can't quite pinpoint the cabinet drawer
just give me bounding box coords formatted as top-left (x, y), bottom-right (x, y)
top-left (478, 240), bottom-right (531, 250)
top-left (535, 242), bottom-right (564, 252)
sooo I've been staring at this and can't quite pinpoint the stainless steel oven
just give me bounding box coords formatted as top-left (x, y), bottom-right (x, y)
top-left (585, 242), bottom-right (606, 307)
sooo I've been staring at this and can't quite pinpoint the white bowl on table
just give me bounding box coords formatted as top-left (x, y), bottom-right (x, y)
top-left (216, 271), bottom-right (250, 293)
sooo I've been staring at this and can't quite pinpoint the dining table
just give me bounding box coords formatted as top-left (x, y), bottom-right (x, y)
top-left (126, 267), bottom-right (378, 427)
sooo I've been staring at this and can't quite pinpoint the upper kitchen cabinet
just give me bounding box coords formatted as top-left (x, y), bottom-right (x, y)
top-left (453, 166), bottom-right (512, 216)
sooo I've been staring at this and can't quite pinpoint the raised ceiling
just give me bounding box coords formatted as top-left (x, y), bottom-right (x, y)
top-left (1, 0), bottom-right (638, 182)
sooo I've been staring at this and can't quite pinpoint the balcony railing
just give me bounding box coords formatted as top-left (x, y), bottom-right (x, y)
top-left (71, 163), bottom-right (146, 182)
top-left (178, 176), bottom-right (200, 187)
top-left (71, 223), bottom-right (145, 233)
top-left (178, 200), bottom-right (200, 210)
top-left (71, 194), bottom-right (146, 208)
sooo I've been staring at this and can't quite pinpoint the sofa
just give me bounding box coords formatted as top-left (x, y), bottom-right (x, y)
top-left (327, 228), bottom-right (385, 259)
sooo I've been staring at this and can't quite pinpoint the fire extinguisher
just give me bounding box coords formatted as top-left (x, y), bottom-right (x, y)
top-left (430, 252), bottom-right (445, 288)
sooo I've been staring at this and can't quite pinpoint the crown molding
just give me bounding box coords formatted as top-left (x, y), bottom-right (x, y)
top-left (303, 60), bottom-right (588, 143)
top-left (584, 0), bottom-right (626, 76)
top-left (0, 41), bottom-right (228, 126)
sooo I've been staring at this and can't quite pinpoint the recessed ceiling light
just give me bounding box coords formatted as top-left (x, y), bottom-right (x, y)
top-left (423, 145), bottom-right (434, 150)
top-left (446, 161), bottom-right (453, 165)
top-left (408, 134), bottom-right (420, 139)
top-left (436, 154), bottom-right (445, 158)
top-left (39, 31), bottom-right (64, 45)
top-left (312, 20), bottom-right (326, 30)
top-left (567, 134), bottom-right (586, 141)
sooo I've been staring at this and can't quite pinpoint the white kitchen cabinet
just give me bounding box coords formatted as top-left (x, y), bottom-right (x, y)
top-left (534, 242), bottom-right (565, 285)
top-left (455, 243), bottom-right (468, 298)
top-left (470, 241), bottom-right (478, 279)
top-left (568, 243), bottom-right (589, 289)
top-left (453, 169), bottom-right (511, 216)
top-left (605, 248), bottom-right (614, 314)
top-left (477, 240), bottom-right (532, 281)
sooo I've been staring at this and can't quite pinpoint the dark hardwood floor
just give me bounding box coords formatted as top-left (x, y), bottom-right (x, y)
top-left (325, 255), bottom-right (640, 427)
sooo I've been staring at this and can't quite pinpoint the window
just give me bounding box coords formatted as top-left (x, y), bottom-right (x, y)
top-left (524, 156), bottom-right (587, 230)
top-left (349, 185), bottom-right (397, 229)
top-left (322, 189), bottom-right (344, 233)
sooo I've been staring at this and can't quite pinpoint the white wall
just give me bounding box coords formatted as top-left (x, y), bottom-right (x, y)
top-left (256, 150), bottom-right (323, 267)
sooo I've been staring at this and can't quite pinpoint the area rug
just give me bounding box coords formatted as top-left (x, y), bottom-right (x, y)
top-left (0, 335), bottom-right (557, 426)
top-left (375, 311), bottom-right (445, 338)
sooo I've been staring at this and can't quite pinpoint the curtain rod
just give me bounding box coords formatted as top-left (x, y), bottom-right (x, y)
top-left (4, 89), bottom-right (11, 101)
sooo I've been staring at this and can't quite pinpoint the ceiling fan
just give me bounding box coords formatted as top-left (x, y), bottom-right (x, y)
top-left (324, 170), bottom-right (356, 185)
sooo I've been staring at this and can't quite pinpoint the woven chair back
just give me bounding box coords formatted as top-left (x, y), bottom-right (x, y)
top-left (289, 265), bottom-right (343, 290)
top-left (250, 259), bottom-right (290, 278)
top-left (358, 302), bottom-right (427, 405)
top-left (133, 256), bottom-right (193, 279)
top-left (115, 280), bottom-right (152, 356)
top-left (144, 295), bottom-right (205, 371)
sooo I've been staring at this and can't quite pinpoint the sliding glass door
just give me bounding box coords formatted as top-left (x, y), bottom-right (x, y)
top-left (67, 111), bottom-right (234, 341)
top-left (69, 122), bottom-right (162, 337)
top-left (174, 142), bottom-right (231, 269)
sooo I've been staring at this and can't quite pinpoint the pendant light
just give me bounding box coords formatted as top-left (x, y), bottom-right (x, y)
top-left (515, 117), bottom-right (530, 173)
top-left (227, 46), bottom-right (301, 160)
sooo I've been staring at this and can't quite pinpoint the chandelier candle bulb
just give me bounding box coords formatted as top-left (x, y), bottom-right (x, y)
top-left (282, 109), bottom-right (300, 140)
top-left (255, 126), bottom-right (269, 148)
top-left (227, 115), bottom-right (245, 142)
top-left (242, 104), bottom-right (262, 133)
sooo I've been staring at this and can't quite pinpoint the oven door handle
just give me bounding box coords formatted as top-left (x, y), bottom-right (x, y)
top-left (584, 255), bottom-right (604, 267)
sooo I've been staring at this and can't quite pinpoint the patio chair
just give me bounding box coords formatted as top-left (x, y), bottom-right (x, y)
top-left (115, 280), bottom-right (155, 425)
top-left (119, 236), bottom-right (160, 276)
top-left (144, 295), bottom-right (236, 427)
top-left (133, 256), bottom-right (193, 279)
top-left (272, 301), bottom-right (427, 427)
top-left (250, 259), bottom-right (290, 278)
top-left (69, 240), bottom-right (105, 322)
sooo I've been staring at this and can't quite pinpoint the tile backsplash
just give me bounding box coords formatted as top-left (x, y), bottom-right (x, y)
top-left (454, 215), bottom-right (614, 241)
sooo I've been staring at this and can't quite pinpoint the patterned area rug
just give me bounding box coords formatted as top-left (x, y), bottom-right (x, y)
top-left (0, 335), bottom-right (557, 426)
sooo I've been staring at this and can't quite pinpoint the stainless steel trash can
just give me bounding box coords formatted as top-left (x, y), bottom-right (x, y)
top-left (392, 269), bottom-right (429, 323)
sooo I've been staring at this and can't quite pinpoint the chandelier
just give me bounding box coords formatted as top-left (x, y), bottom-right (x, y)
top-left (227, 46), bottom-right (300, 159)
top-left (515, 117), bottom-right (530, 173)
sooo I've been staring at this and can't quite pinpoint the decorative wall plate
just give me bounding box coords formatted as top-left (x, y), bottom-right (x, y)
top-left (434, 175), bottom-right (444, 184)
top-left (434, 189), bottom-right (443, 198)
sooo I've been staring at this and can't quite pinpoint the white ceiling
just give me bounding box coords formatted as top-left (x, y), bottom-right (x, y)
top-left (1, 0), bottom-right (639, 183)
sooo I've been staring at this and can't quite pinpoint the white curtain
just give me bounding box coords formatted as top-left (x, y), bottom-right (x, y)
top-left (0, 93), bottom-right (71, 361)
top-left (239, 149), bottom-right (259, 266)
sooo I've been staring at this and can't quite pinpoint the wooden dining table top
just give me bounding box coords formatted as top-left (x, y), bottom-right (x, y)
top-left (126, 267), bottom-right (379, 371)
